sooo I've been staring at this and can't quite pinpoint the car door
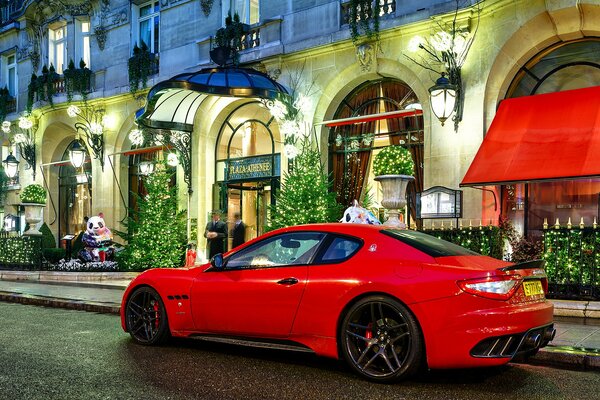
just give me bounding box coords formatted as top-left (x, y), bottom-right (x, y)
top-left (191, 231), bottom-right (326, 338)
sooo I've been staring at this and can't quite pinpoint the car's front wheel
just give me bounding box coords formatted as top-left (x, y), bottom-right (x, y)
top-left (340, 296), bottom-right (423, 382)
top-left (125, 286), bottom-right (170, 345)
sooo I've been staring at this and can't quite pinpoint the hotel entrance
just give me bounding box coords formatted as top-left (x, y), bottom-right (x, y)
top-left (215, 101), bottom-right (282, 248)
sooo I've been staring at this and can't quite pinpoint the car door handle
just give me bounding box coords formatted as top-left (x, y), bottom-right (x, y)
top-left (277, 278), bottom-right (299, 285)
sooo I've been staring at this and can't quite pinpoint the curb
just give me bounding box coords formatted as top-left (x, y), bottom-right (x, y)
top-left (0, 271), bottom-right (139, 283)
top-left (0, 292), bottom-right (120, 315)
top-left (523, 346), bottom-right (600, 371)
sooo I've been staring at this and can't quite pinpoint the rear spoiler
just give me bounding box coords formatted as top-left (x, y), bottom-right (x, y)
top-left (498, 259), bottom-right (545, 272)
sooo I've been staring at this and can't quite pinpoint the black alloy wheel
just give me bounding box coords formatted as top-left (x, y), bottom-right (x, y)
top-left (340, 296), bottom-right (423, 382)
top-left (125, 286), bottom-right (170, 345)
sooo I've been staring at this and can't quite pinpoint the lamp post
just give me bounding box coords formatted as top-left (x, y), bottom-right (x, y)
top-left (69, 140), bottom-right (87, 168)
top-left (3, 151), bottom-right (19, 181)
top-left (429, 73), bottom-right (457, 126)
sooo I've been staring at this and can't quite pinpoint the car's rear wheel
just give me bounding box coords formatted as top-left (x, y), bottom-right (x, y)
top-left (125, 286), bottom-right (170, 345)
top-left (340, 296), bottom-right (423, 382)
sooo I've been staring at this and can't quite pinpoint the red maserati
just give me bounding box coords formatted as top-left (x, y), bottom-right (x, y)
top-left (120, 223), bottom-right (554, 382)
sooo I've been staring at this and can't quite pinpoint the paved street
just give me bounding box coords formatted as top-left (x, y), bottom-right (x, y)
top-left (0, 303), bottom-right (598, 400)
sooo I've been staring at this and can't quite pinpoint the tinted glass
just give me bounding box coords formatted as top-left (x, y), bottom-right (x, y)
top-left (381, 229), bottom-right (479, 257)
top-left (321, 237), bottom-right (361, 262)
top-left (227, 232), bottom-right (325, 268)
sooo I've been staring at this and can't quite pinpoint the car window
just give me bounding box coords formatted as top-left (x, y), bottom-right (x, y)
top-left (381, 229), bottom-right (479, 257)
top-left (226, 232), bottom-right (326, 269)
top-left (320, 237), bottom-right (361, 262)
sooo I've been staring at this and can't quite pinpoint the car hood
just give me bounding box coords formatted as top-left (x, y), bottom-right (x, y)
top-left (434, 255), bottom-right (512, 272)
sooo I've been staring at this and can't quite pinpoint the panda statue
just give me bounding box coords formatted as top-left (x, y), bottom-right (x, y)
top-left (79, 213), bottom-right (114, 262)
top-left (341, 200), bottom-right (381, 225)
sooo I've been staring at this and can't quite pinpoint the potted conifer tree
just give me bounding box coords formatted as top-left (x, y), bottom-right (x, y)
top-left (20, 183), bottom-right (47, 236)
top-left (373, 146), bottom-right (415, 228)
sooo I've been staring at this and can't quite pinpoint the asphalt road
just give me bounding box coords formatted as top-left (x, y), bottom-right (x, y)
top-left (0, 303), bottom-right (598, 400)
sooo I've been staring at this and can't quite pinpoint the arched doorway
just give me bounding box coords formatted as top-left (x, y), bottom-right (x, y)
top-left (501, 39), bottom-right (600, 238)
top-left (59, 140), bottom-right (92, 238)
top-left (215, 101), bottom-right (282, 248)
top-left (328, 79), bottom-right (424, 226)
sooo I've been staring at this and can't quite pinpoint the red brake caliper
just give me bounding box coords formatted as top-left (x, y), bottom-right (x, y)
top-left (366, 322), bottom-right (373, 340)
top-left (153, 301), bottom-right (160, 329)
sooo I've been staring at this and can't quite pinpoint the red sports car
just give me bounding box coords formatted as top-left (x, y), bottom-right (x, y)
top-left (121, 223), bottom-right (554, 382)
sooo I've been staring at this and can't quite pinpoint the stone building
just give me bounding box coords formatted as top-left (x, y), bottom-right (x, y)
top-left (0, 0), bottom-right (599, 260)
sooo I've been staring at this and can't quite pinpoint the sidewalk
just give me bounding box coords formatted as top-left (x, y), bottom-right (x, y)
top-left (0, 271), bottom-right (598, 371)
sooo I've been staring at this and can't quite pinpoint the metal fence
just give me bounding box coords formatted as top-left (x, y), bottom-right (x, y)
top-left (0, 235), bottom-right (43, 270)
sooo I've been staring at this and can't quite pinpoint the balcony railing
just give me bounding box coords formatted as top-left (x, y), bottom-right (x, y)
top-left (341, 0), bottom-right (396, 25)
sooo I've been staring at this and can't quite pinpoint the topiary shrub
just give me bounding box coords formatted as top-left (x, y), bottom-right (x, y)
top-left (373, 145), bottom-right (414, 176)
top-left (20, 184), bottom-right (47, 204)
top-left (40, 223), bottom-right (56, 248)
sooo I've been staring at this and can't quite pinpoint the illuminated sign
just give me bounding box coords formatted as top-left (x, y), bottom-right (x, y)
top-left (226, 154), bottom-right (280, 181)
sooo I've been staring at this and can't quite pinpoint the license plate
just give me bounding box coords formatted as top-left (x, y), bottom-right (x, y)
top-left (523, 280), bottom-right (544, 296)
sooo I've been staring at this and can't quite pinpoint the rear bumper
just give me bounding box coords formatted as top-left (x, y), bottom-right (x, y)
top-left (411, 293), bottom-right (554, 369)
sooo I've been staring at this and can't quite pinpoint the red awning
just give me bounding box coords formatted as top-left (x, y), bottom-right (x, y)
top-left (321, 109), bottom-right (423, 127)
top-left (461, 86), bottom-right (600, 186)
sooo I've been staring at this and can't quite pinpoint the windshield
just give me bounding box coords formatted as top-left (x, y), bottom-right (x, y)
top-left (381, 229), bottom-right (480, 257)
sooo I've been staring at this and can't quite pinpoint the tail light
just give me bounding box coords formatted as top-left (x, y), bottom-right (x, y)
top-left (457, 275), bottom-right (522, 300)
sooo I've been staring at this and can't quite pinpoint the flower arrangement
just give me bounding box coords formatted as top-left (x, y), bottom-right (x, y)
top-left (20, 184), bottom-right (47, 204)
top-left (373, 146), bottom-right (414, 176)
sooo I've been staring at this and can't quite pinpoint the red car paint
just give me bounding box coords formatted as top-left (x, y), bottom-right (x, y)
top-left (121, 223), bottom-right (553, 369)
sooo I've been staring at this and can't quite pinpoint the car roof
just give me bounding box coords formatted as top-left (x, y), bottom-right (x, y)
top-left (273, 223), bottom-right (386, 236)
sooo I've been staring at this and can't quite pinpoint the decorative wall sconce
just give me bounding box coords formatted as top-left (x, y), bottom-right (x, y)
top-left (68, 104), bottom-right (108, 169)
top-left (2, 151), bottom-right (19, 181)
top-left (428, 73), bottom-right (457, 126)
top-left (69, 140), bottom-right (87, 168)
top-left (2, 116), bottom-right (37, 179)
top-left (405, 1), bottom-right (481, 131)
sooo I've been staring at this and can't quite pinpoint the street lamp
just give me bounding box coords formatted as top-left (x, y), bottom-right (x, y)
top-left (69, 141), bottom-right (87, 168)
top-left (3, 151), bottom-right (19, 179)
top-left (139, 160), bottom-right (155, 176)
top-left (429, 73), bottom-right (457, 126)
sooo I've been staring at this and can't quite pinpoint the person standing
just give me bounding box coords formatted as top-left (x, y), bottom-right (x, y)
top-left (204, 210), bottom-right (227, 259)
top-left (231, 212), bottom-right (246, 249)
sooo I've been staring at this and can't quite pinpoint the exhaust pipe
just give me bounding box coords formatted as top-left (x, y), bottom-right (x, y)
top-left (543, 328), bottom-right (556, 342)
top-left (524, 333), bottom-right (542, 348)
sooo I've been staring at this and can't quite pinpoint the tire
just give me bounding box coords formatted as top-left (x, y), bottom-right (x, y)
top-left (125, 286), bottom-right (170, 345)
top-left (340, 295), bottom-right (423, 383)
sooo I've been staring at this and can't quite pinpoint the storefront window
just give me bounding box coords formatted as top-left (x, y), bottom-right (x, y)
top-left (503, 39), bottom-right (600, 238)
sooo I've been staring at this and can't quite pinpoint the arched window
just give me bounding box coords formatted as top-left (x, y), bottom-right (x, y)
top-left (329, 79), bottom-right (424, 225)
top-left (59, 140), bottom-right (92, 238)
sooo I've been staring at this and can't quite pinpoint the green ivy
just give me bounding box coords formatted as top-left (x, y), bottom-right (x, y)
top-left (63, 59), bottom-right (92, 103)
top-left (0, 86), bottom-right (11, 121)
top-left (348, 0), bottom-right (381, 44)
top-left (128, 42), bottom-right (156, 94)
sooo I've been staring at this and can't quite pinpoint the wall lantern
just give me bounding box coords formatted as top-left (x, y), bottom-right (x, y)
top-left (429, 73), bottom-right (457, 126)
top-left (138, 160), bottom-right (155, 176)
top-left (3, 151), bottom-right (19, 179)
top-left (68, 105), bottom-right (107, 169)
top-left (69, 141), bottom-right (87, 168)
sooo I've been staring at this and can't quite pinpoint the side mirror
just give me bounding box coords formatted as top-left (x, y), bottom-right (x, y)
top-left (210, 253), bottom-right (224, 269)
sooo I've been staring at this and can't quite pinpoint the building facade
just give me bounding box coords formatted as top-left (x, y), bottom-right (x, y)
top-left (0, 0), bottom-right (599, 260)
